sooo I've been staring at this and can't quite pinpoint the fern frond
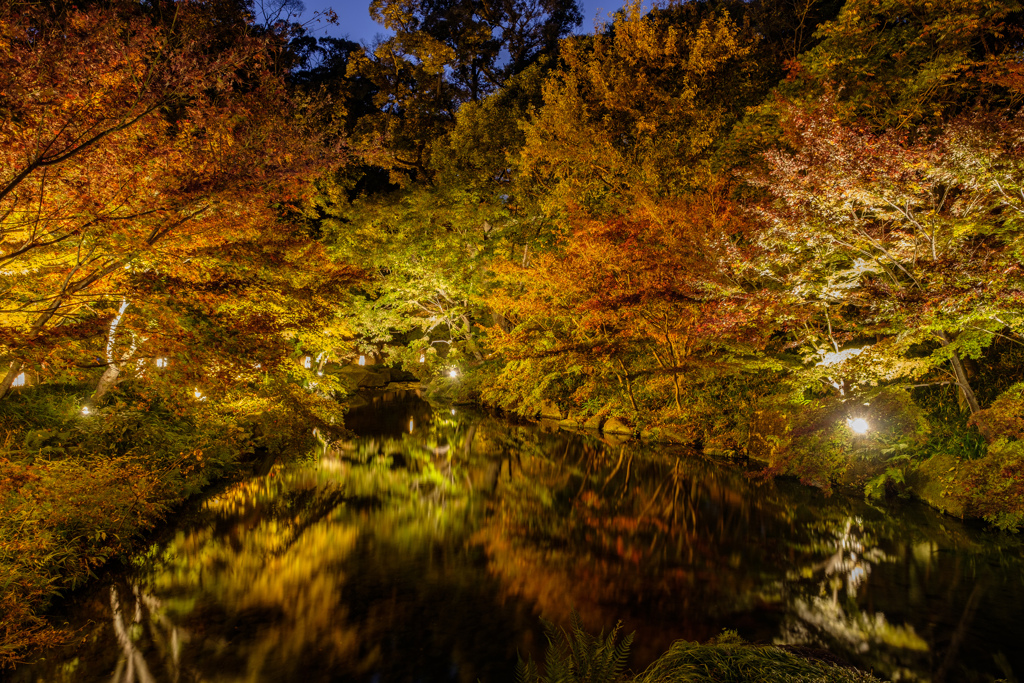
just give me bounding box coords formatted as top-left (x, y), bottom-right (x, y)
top-left (515, 654), bottom-right (540, 683)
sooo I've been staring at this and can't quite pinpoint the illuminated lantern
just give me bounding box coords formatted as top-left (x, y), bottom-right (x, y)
top-left (358, 355), bottom-right (366, 366)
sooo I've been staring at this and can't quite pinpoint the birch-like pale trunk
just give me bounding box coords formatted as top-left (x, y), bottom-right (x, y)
top-left (92, 300), bottom-right (130, 403)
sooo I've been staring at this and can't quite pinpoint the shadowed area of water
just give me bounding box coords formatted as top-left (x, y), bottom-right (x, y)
top-left (10, 390), bottom-right (1024, 682)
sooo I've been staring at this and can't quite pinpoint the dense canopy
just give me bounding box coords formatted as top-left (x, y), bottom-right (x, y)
top-left (3, 0), bottom-right (1024, 666)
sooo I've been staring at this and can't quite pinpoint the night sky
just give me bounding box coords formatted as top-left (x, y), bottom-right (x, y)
top-left (297, 0), bottom-right (632, 44)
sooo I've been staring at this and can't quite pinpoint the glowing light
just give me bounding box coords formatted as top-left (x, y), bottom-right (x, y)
top-left (193, 389), bottom-right (205, 401)
top-left (81, 406), bottom-right (91, 416)
top-left (448, 368), bottom-right (459, 379)
top-left (303, 356), bottom-right (312, 369)
top-left (847, 417), bottom-right (870, 435)
top-left (816, 346), bottom-right (869, 367)
top-left (450, 408), bottom-right (455, 415)
top-left (155, 358), bottom-right (167, 368)
top-left (358, 355), bottom-right (366, 366)
top-left (408, 418), bottom-right (414, 433)
top-left (11, 373), bottom-right (25, 387)
top-left (419, 354), bottom-right (425, 363)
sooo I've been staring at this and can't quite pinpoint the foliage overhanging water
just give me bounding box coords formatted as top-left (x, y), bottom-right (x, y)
top-left (12, 390), bottom-right (1024, 683)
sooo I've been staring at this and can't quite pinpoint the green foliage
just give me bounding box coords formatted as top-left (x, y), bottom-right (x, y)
top-left (519, 616), bottom-right (881, 683)
top-left (634, 638), bottom-right (882, 683)
top-left (949, 438), bottom-right (1024, 531)
top-left (864, 466), bottom-right (907, 501)
top-left (0, 377), bottom-right (322, 667)
top-left (517, 611), bottom-right (634, 683)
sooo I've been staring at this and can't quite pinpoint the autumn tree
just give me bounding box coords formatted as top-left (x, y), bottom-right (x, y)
top-left (0, 0), bottom-right (348, 400)
top-left (756, 100), bottom-right (1024, 416)
top-left (478, 0), bottom-right (786, 423)
top-left (778, 0), bottom-right (1024, 131)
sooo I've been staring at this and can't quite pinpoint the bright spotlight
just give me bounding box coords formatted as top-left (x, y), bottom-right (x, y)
top-left (847, 417), bottom-right (870, 435)
top-left (448, 368), bottom-right (459, 379)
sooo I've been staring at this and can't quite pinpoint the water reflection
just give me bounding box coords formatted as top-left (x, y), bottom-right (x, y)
top-left (13, 391), bottom-right (1024, 682)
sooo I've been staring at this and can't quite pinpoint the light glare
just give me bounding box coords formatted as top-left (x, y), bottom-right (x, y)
top-left (847, 417), bottom-right (870, 435)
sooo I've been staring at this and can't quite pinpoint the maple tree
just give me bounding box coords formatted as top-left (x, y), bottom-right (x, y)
top-left (0, 0), bottom-right (351, 402)
top-left (755, 99), bottom-right (1024, 415)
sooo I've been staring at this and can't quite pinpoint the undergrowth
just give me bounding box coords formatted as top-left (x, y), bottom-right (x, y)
top-left (517, 612), bottom-right (883, 683)
top-left (0, 382), bottom-right (319, 668)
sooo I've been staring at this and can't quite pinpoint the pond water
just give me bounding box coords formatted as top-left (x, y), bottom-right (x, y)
top-left (11, 390), bottom-right (1024, 683)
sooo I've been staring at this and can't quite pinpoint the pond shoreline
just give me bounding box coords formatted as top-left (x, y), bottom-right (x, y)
top-left (3, 383), bottom-right (1016, 680)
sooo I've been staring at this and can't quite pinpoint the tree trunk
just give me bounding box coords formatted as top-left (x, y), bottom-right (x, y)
top-left (938, 331), bottom-right (981, 414)
top-left (0, 360), bottom-right (25, 399)
top-left (0, 298), bottom-right (66, 399)
top-left (92, 364), bottom-right (121, 403)
top-left (461, 314), bottom-right (484, 361)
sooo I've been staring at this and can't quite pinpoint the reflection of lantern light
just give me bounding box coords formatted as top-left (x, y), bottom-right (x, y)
top-left (419, 354), bottom-right (425, 363)
top-left (449, 368), bottom-right (458, 379)
top-left (11, 373), bottom-right (25, 387)
top-left (847, 417), bottom-right (870, 434)
top-left (408, 418), bottom-right (414, 433)
top-left (358, 355), bottom-right (366, 366)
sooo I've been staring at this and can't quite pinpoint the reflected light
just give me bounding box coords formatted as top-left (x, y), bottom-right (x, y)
top-left (847, 417), bottom-right (870, 435)
top-left (358, 355), bottom-right (366, 366)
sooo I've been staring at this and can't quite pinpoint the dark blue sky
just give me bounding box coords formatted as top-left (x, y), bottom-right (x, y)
top-left (296, 0), bottom-right (631, 45)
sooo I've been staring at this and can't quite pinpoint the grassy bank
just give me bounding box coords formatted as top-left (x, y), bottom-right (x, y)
top-left (0, 382), bottom-right (328, 668)
top-left (520, 613), bottom-right (882, 683)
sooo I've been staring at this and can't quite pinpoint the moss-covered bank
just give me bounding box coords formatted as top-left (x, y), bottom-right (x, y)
top-left (0, 382), bottom-right (330, 668)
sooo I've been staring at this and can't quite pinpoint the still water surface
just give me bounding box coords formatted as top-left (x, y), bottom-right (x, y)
top-left (12, 390), bottom-right (1024, 682)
